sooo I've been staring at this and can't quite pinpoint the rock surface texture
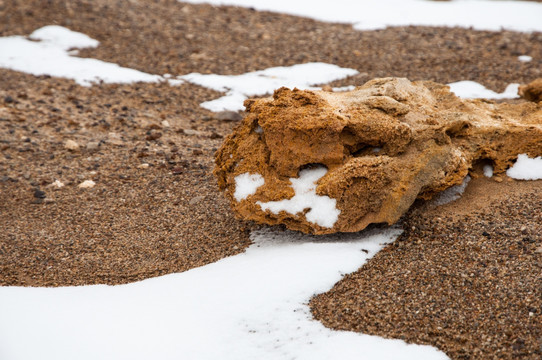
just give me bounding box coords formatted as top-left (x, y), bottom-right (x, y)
top-left (519, 78), bottom-right (542, 103)
top-left (214, 78), bottom-right (542, 234)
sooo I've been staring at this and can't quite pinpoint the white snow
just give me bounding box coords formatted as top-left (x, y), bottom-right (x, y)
top-left (518, 55), bottom-right (533, 62)
top-left (506, 154), bottom-right (542, 180)
top-left (448, 81), bottom-right (519, 100)
top-left (182, 0), bottom-right (542, 33)
top-left (0, 226), bottom-right (447, 360)
top-left (257, 166), bottom-right (340, 228)
top-left (483, 164), bottom-right (494, 178)
top-left (433, 175), bottom-right (471, 206)
top-left (0, 25), bottom-right (165, 86)
top-left (234, 172), bottom-right (265, 201)
top-left (180, 62), bottom-right (358, 111)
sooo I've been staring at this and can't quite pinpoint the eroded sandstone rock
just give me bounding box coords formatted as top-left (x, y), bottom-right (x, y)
top-left (519, 78), bottom-right (542, 102)
top-left (214, 78), bottom-right (542, 234)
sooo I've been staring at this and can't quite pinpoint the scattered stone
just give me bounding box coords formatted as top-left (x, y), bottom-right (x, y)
top-left (214, 110), bottom-right (243, 122)
top-left (146, 130), bottom-right (162, 141)
top-left (183, 129), bottom-right (202, 136)
top-left (161, 120), bottom-right (170, 128)
top-left (189, 195), bottom-right (206, 206)
top-left (137, 163), bottom-right (150, 169)
top-left (86, 141), bottom-right (100, 151)
top-left (78, 180), bottom-right (96, 189)
top-left (171, 167), bottom-right (183, 175)
top-left (518, 78), bottom-right (542, 102)
top-left (64, 139), bottom-right (80, 151)
top-left (107, 132), bottom-right (124, 145)
top-left (192, 149), bottom-right (203, 156)
top-left (33, 189), bottom-right (46, 199)
top-left (209, 132), bottom-right (222, 139)
top-left (4, 96), bottom-right (14, 104)
top-left (215, 78), bottom-right (542, 234)
top-left (52, 180), bottom-right (65, 188)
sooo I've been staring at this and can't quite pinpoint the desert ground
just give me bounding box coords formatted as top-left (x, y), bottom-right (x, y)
top-left (0, 1), bottom-right (541, 359)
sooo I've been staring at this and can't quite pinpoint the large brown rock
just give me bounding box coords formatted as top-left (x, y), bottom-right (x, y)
top-left (519, 78), bottom-right (542, 102)
top-left (214, 78), bottom-right (542, 234)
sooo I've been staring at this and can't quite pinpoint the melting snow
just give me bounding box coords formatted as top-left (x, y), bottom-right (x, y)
top-left (0, 25), bottom-right (166, 86)
top-left (507, 154), bottom-right (542, 180)
top-left (182, 0), bottom-right (542, 33)
top-left (0, 227), bottom-right (447, 360)
top-left (433, 175), bottom-right (471, 206)
top-left (234, 173), bottom-right (265, 201)
top-left (180, 62), bottom-right (358, 111)
top-left (257, 166), bottom-right (340, 228)
top-left (483, 164), bottom-right (494, 178)
top-left (448, 81), bottom-right (519, 100)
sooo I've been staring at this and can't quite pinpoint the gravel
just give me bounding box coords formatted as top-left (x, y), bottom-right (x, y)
top-left (1, 1), bottom-right (541, 358)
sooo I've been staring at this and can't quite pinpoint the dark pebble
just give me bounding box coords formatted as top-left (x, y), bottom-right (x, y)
top-left (33, 189), bottom-right (46, 198)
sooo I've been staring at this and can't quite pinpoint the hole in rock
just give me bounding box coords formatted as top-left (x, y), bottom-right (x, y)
top-left (471, 158), bottom-right (495, 178)
top-left (445, 121), bottom-right (471, 138)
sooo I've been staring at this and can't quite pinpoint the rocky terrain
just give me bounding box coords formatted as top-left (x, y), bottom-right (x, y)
top-left (216, 78), bottom-right (542, 233)
top-left (1, 0), bottom-right (541, 358)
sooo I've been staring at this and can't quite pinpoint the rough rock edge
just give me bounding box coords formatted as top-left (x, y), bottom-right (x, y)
top-left (215, 78), bottom-right (542, 234)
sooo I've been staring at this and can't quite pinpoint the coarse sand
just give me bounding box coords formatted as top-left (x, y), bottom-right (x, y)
top-left (1, 1), bottom-right (541, 359)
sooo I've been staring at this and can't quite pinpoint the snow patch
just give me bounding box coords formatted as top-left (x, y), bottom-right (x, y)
top-left (0, 26), bottom-right (169, 86)
top-left (433, 175), bottom-right (471, 206)
top-left (483, 164), bottom-right (494, 178)
top-left (0, 226), bottom-right (447, 360)
top-left (257, 166), bottom-right (340, 228)
top-left (182, 0), bottom-right (542, 33)
top-left (234, 173), bottom-right (265, 201)
top-left (448, 81), bottom-right (519, 100)
top-left (506, 154), bottom-right (542, 180)
top-left (180, 62), bottom-right (358, 111)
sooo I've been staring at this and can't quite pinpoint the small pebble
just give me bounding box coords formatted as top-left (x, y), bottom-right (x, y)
top-left (64, 139), bottom-right (80, 151)
top-left (214, 111), bottom-right (242, 122)
top-left (33, 189), bottom-right (46, 198)
top-left (52, 180), bottom-right (65, 188)
top-left (138, 163), bottom-right (150, 169)
top-left (189, 195), bottom-right (205, 206)
top-left (78, 180), bottom-right (96, 189)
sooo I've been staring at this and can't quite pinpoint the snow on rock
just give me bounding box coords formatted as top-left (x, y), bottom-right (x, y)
top-left (180, 62), bottom-right (358, 111)
top-left (234, 173), bottom-right (265, 201)
top-left (0, 26), bottom-right (166, 86)
top-left (448, 81), bottom-right (519, 100)
top-left (433, 176), bottom-right (471, 206)
top-left (182, 0), bottom-right (542, 33)
top-left (483, 164), bottom-right (494, 178)
top-left (506, 154), bottom-right (542, 180)
top-left (257, 167), bottom-right (340, 228)
top-left (0, 226), bottom-right (448, 360)
top-left (215, 78), bottom-right (542, 234)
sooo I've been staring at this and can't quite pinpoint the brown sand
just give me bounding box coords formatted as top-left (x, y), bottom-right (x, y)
top-left (311, 176), bottom-right (542, 359)
top-left (1, 0), bottom-right (541, 358)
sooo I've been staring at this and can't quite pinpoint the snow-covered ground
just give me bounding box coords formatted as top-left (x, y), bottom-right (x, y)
top-left (0, 25), bottom-right (167, 86)
top-left (180, 63), bottom-right (358, 111)
top-left (1, 2), bottom-right (541, 359)
top-left (0, 227), bottom-right (448, 360)
top-left (448, 81), bottom-right (519, 100)
top-left (182, 0), bottom-right (542, 33)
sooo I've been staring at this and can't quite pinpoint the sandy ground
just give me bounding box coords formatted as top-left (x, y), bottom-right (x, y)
top-left (0, 0), bottom-right (541, 358)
